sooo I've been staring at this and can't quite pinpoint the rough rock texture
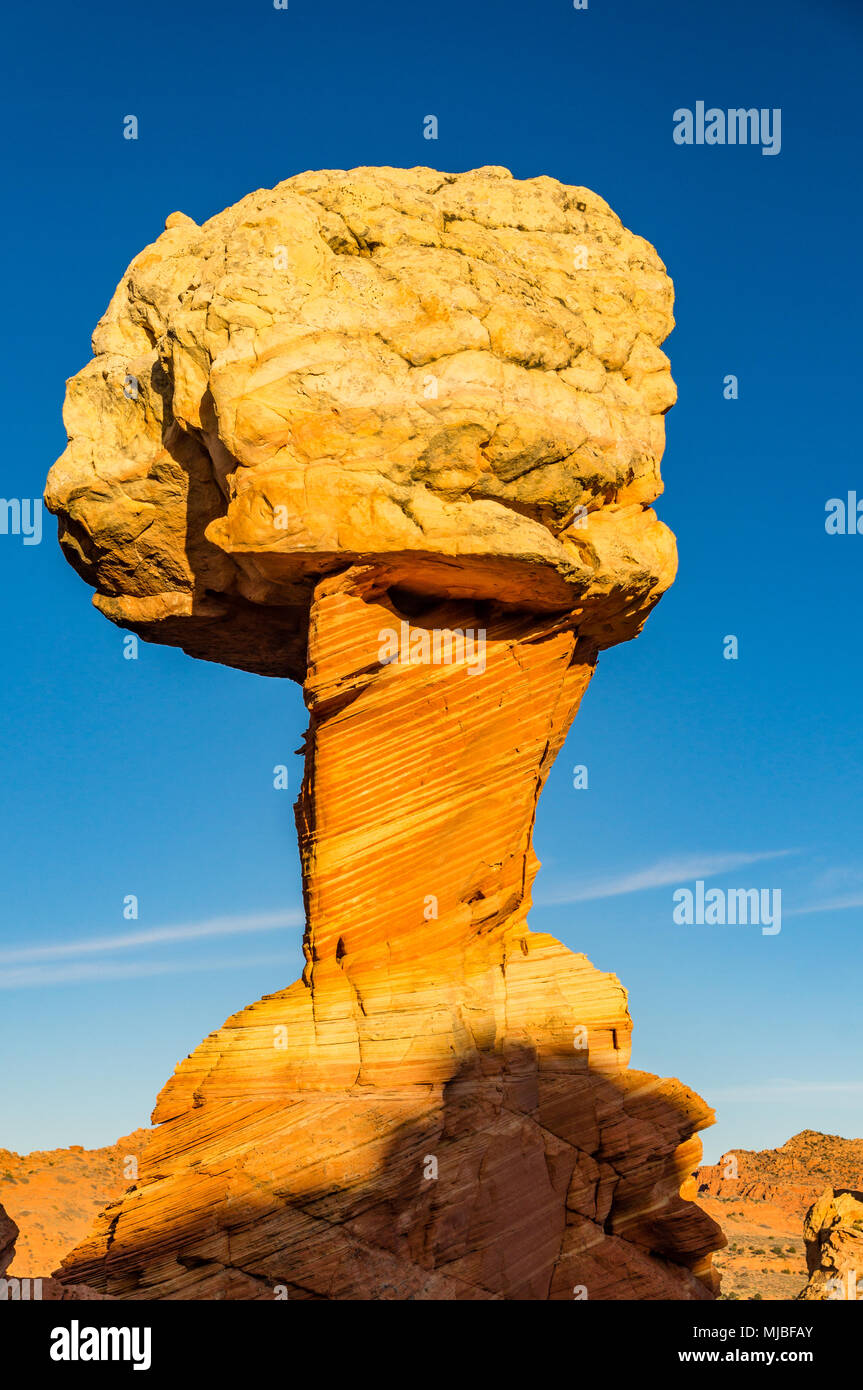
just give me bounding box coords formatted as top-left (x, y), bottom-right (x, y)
top-left (0, 1204), bottom-right (16, 1276)
top-left (0, 1129), bottom-right (149, 1277)
top-left (797, 1188), bottom-right (863, 1301)
top-left (45, 165), bottom-right (676, 676)
top-left (47, 167), bottom-right (720, 1300)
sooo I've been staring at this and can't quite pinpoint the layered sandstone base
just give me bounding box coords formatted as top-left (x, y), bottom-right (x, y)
top-left (58, 572), bottom-right (721, 1299)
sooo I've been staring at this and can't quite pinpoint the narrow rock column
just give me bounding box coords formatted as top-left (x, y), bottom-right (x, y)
top-left (294, 566), bottom-right (597, 1073)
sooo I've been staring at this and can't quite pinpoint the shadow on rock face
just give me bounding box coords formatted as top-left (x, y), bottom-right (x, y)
top-left (55, 1036), bottom-right (722, 1301)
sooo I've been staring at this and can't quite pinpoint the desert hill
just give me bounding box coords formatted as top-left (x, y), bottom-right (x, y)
top-left (696, 1130), bottom-right (863, 1300)
top-left (0, 1130), bottom-right (148, 1277)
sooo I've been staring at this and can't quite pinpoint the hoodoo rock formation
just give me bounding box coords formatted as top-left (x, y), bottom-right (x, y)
top-left (46, 166), bottom-right (721, 1299)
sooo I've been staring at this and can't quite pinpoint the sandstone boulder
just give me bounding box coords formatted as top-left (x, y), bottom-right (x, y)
top-left (797, 1188), bottom-right (863, 1300)
top-left (45, 165), bottom-right (677, 675)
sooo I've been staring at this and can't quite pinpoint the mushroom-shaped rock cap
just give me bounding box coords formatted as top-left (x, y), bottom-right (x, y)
top-left (46, 166), bottom-right (678, 679)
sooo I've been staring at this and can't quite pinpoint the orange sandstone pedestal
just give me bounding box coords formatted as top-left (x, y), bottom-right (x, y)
top-left (57, 571), bottom-right (720, 1300)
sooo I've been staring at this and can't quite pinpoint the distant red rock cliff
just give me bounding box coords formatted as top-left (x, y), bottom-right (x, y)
top-left (698, 1130), bottom-right (863, 1214)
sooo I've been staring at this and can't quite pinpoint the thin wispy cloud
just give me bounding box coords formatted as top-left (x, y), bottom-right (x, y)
top-left (0, 952), bottom-right (298, 990)
top-left (0, 910), bottom-right (304, 967)
top-left (787, 894), bottom-right (863, 918)
top-left (535, 849), bottom-right (796, 907)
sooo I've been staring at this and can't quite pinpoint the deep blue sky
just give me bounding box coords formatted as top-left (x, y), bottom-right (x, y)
top-left (1, 0), bottom-right (861, 1162)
